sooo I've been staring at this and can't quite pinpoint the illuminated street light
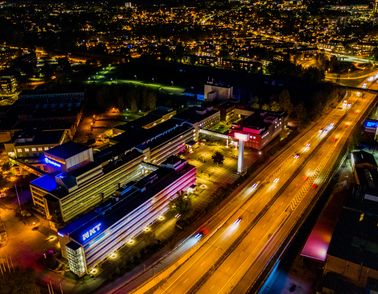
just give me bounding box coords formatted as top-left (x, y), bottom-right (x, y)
top-left (143, 226), bottom-right (151, 232)
top-left (90, 268), bottom-right (98, 275)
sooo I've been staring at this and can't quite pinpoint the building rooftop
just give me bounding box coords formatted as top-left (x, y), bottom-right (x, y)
top-left (13, 130), bottom-right (65, 146)
top-left (30, 173), bottom-right (59, 193)
top-left (111, 119), bottom-right (190, 150)
top-left (239, 114), bottom-right (268, 133)
top-left (355, 167), bottom-right (378, 197)
top-left (45, 141), bottom-right (89, 160)
top-left (174, 107), bottom-right (219, 125)
top-left (351, 150), bottom-right (377, 168)
top-left (327, 208), bottom-right (378, 270)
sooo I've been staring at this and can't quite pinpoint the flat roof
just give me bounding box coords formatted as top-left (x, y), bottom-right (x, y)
top-left (351, 150), bottom-right (377, 168)
top-left (45, 141), bottom-right (89, 160)
top-left (327, 208), bottom-right (378, 270)
top-left (355, 167), bottom-right (378, 196)
top-left (111, 119), bottom-right (189, 149)
top-left (138, 123), bottom-right (193, 151)
top-left (301, 190), bottom-right (345, 262)
top-left (174, 107), bottom-right (219, 125)
top-left (240, 114), bottom-right (268, 131)
top-left (66, 240), bottom-right (82, 251)
top-left (13, 130), bottom-right (64, 146)
top-left (60, 163), bottom-right (195, 246)
top-left (30, 173), bottom-right (58, 192)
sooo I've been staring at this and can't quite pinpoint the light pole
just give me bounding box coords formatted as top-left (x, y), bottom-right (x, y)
top-left (14, 184), bottom-right (21, 213)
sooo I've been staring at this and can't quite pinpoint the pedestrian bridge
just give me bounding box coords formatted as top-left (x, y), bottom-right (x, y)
top-left (199, 129), bottom-right (231, 140)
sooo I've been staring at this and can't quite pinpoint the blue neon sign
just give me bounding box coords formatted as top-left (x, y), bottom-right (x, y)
top-left (44, 157), bottom-right (62, 168)
top-left (365, 121), bottom-right (378, 128)
top-left (82, 223), bottom-right (102, 242)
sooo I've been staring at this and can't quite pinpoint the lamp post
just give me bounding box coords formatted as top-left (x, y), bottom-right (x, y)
top-left (14, 184), bottom-right (21, 213)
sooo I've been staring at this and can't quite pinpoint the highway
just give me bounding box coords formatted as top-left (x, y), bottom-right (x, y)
top-left (198, 88), bottom-right (369, 294)
top-left (125, 74), bottom-right (377, 294)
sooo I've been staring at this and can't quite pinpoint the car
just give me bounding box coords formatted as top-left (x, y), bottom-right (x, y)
top-left (273, 178), bottom-right (280, 184)
top-left (293, 153), bottom-right (300, 159)
top-left (235, 217), bottom-right (242, 224)
top-left (312, 183), bottom-right (318, 189)
top-left (46, 235), bottom-right (57, 242)
top-left (251, 182), bottom-right (259, 190)
top-left (194, 232), bottom-right (203, 239)
top-left (305, 143), bottom-right (311, 148)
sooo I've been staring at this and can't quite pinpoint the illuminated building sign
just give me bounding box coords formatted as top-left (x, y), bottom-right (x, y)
top-left (82, 223), bottom-right (102, 242)
top-left (234, 132), bottom-right (249, 142)
top-left (44, 157), bottom-right (62, 168)
top-left (365, 120), bottom-right (378, 129)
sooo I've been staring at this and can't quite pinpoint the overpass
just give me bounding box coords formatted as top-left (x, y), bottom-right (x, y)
top-left (335, 85), bottom-right (378, 94)
top-left (9, 158), bottom-right (46, 177)
top-left (199, 129), bottom-right (231, 140)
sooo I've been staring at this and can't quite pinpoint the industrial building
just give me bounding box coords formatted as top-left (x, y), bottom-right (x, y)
top-left (58, 157), bottom-right (196, 277)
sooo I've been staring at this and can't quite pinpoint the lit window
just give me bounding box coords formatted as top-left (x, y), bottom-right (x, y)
top-left (38, 147), bottom-right (43, 151)
top-left (24, 148), bottom-right (29, 152)
top-left (31, 148), bottom-right (36, 151)
top-left (17, 148), bottom-right (22, 153)
top-left (44, 147), bottom-right (49, 150)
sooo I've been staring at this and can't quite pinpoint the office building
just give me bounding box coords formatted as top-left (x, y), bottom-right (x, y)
top-left (0, 89), bottom-right (84, 143)
top-left (58, 157), bottom-right (196, 277)
top-left (175, 107), bottom-right (220, 140)
top-left (204, 81), bottom-right (233, 101)
top-left (229, 110), bottom-right (288, 150)
top-left (4, 129), bottom-right (67, 160)
top-left (30, 119), bottom-right (194, 225)
top-left (30, 142), bottom-right (146, 225)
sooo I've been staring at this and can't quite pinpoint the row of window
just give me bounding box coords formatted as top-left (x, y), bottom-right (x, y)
top-left (17, 146), bottom-right (50, 153)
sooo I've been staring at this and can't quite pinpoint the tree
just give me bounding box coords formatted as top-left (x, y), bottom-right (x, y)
top-left (212, 151), bottom-right (224, 165)
top-left (261, 103), bottom-right (270, 111)
top-left (270, 101), bottom-right (281, 112)
top-left (251, 101), bottom-right (260, 109)
top-left (169, 193), bottom-right (192, 217)
top-left (278, 89), bottom-right (294, 115)
top-left (294, 103), bottom-right (308, 124)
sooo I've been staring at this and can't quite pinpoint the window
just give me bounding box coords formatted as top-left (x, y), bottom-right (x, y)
top-left (44, 147), bottom-right (49, 151)
top-left (38, 147), bottom-right (43, 151)
top-left (24, 148), bottom-right (29, 152)
top-left (17, 148), bottom-right (22, 153)
top-left (31, 148), bottom-right (36, 152)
